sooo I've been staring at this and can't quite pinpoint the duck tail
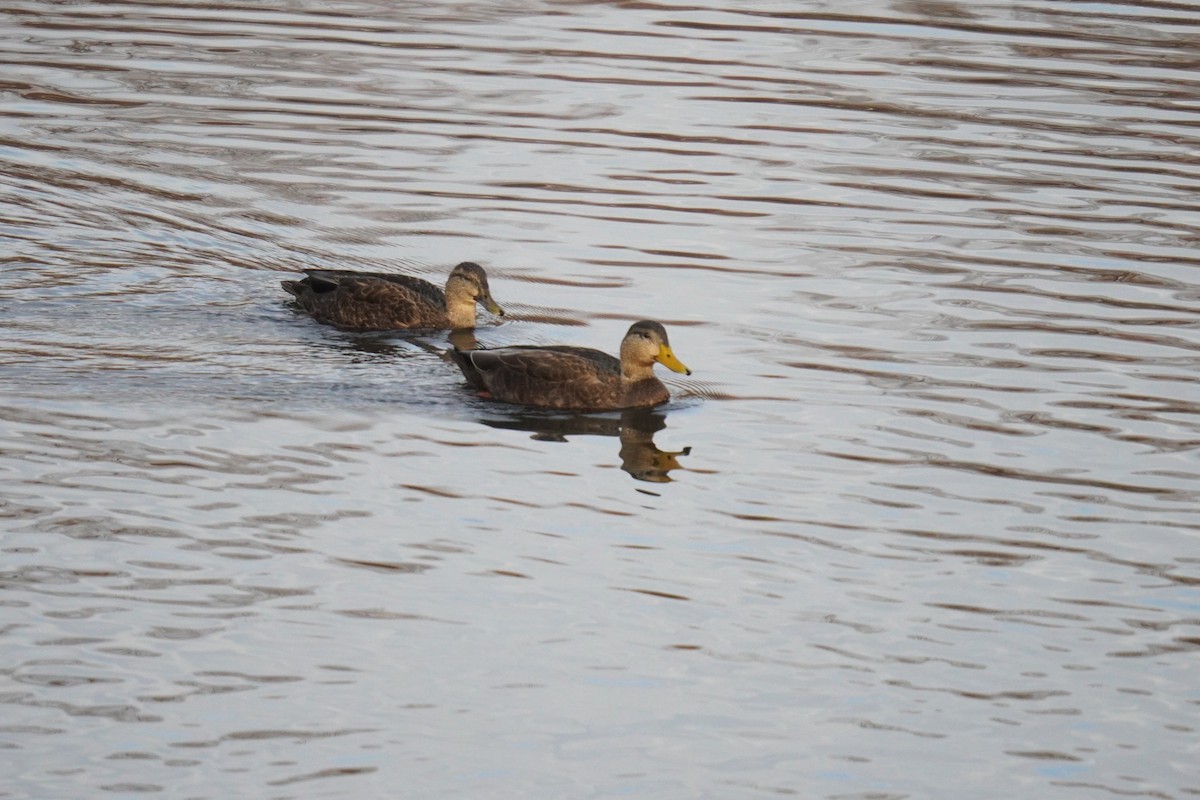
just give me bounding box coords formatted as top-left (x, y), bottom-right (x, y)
top-left (280, 279), bottom-right (303, 297)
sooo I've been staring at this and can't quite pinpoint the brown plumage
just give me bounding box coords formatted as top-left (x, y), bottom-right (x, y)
top-left (280, 262), bottom-right (503, 330)
top-left (448, 320), bottom-right (691, 411)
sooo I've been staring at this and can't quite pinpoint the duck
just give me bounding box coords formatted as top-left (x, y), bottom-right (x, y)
top-left (448, 320), bottom-right (691, 410)
top-left (281, 261), bottom-right (503, 330)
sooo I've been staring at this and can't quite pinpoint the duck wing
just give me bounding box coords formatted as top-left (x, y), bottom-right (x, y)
top-left (291, 271), bottom-right (446, 329)
top-left (458, 346), bottom-right (621, 409)
top-left (302, 270), bottom-right (446, 305)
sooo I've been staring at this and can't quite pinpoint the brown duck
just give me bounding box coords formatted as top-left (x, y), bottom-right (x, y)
top-left (449, 320), bottom-right (691, 411)
top-left (281, 261), bottom-right (503, 330)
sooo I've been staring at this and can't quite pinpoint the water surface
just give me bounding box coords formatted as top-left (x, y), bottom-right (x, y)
top-left (2, 1), bottom-right (1199, 798)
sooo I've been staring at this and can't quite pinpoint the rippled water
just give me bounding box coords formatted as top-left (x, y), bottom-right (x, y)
top-left (3, 1), bottom-right (1199, 797)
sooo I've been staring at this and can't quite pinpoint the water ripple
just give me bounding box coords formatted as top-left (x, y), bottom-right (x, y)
top-left (2, 1), bottom-right (1199, 798)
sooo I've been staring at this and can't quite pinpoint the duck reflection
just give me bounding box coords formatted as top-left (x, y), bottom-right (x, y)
top-left (446, 329), bottom-right (480, 353)
top-left (342, 329), bottom-right (478, 359)
top-left (479, 407), bottom-right (691, 483)
top-left (344, 334), bottom-right (403, 358)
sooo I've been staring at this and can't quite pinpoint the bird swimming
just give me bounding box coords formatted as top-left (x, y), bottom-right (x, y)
top-left (281, 261), bottom-right (503, 330)
top-left (448, 320), bottom-right (690, 411)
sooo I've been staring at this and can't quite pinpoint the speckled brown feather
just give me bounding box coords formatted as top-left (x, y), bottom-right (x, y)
top-left (282, 269), bottom-right (450, 330)
top-left (449, 345), bottom-right (670, 410)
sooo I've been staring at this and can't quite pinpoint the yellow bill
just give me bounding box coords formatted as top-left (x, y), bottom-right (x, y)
top-left (656, 343), bottom-right (691, 375)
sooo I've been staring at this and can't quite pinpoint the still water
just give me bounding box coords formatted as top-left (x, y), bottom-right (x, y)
top-left (2, 1), bottom-right (1198, 797)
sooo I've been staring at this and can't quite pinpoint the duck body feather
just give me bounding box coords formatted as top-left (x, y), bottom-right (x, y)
top-left (282, 270), bottom-right (450, 330)
top-left (449, 345), bottom-right (670, 411)
top-left (281, 262), bottom-right (503, 331)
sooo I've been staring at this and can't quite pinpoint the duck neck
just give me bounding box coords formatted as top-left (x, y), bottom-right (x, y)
top-left (620, 361), bottom-right (656, 383)
top-left (444, 280), bottom-right (477, 329)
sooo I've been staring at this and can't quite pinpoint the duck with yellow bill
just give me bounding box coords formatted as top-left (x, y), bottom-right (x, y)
top-left (448, 320), bottom-right (691, 411)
